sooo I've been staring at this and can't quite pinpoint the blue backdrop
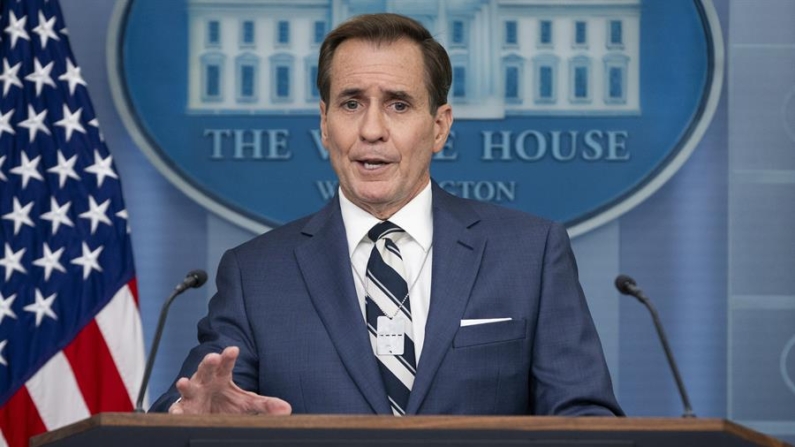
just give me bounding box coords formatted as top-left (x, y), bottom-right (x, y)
top-left (59, 0), bottom-right (795, 443)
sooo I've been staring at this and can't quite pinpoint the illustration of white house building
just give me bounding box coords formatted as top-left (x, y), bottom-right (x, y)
top-left (187, 0), bottom-right (640, 118)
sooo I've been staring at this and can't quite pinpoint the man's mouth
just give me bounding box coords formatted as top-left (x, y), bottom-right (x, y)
top-left (358, 159), bottom-right (390, 170)
top-left (362, 161), bottom-right (387, 170)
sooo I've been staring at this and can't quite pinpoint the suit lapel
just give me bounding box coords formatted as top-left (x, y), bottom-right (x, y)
top-left (294, 198), bottom-right (391, 414)
top-left (406, 185), bottom-right (486, 414)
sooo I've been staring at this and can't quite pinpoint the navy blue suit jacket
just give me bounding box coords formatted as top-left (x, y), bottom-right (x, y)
top-left (150, 183), bottom-right (622, 415)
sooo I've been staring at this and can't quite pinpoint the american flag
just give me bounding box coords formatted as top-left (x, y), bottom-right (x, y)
top-left (0, 1), bottom-right (145, 445)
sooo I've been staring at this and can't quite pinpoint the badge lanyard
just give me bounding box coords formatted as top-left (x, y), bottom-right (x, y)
top-left (352, 239), bottom-right (432, 356)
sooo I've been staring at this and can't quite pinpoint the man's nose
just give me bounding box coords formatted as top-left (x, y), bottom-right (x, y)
top-left (359, 106), bottom-right (388, 142)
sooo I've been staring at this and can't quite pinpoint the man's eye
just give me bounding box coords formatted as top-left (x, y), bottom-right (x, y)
top-left (392, 102), bottom-right (408, 112)
top-left (343, 100), bottom-right (359, 110)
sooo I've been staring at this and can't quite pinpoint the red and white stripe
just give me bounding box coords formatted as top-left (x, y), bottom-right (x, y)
top-left (0, 280), bottom-right (145, 447)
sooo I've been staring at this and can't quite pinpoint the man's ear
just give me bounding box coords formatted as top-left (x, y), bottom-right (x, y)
top-left (432, 104), bottom-right (453, 154)
top-left (319, 101), bottom-right (328, 143)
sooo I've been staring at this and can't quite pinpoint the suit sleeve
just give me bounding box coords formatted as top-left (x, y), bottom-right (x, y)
top-left (148, 249), bottom-right (260, 412)
top-left (530, 222), bottom-right (624, 416)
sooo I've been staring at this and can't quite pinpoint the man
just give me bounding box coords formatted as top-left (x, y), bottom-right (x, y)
top-left (150, 13), bottom-right (622, 416)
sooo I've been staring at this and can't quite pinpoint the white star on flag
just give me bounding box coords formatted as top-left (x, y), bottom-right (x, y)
top-left (2, 197), bottom-right (35, 236)
top-left (78, 196), bottom-right (112, 234)
top-left (1, 1), bottom-right (145, 442)
top-left (58, 59), bottom-right (87, 95)
top-left (39, 197), bottom-right (74, 234)
top-left (0, 243), bottom-right (27, 281)
top-left (70, 242), bottom-right (103, 280)
top-left (116, 209), bottom-right (131, 233)
top-left (33, 11), bottom-right (59, 49)
top-left (3, 11), bottom-right (29, 49)
top-left (33, 242), bottom-right (67, 281)
top-left (23, 289), bottom-right (58, 327)
top-left (0, 292), bottom-right (18, 325)
top-left (9, 150), bottom-right (44, 188)
top-left (0, 59), bottom-right (23, 97)
top-left (88, 117), bottom-right (104, 142)
top-left (84, 149), bottom-right (118, 186)
top-left (54, 105), bottom-right (85, 142)
top-left (46, 151), bottom-right (81, 188)
top-left (0, 109), bottom-right (15, 138)
top-left (18, 105), bottom-right (51, 142)
top-left (24, 58), bottom-right (56, 97)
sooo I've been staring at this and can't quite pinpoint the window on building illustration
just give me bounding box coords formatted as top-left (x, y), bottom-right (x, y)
top-left (533, 54), bottom-right (558, 103)
top-left (309, 65), bottom-right (319, 99)
top-left (505, 21), bottom-right (518, 46)
top-left (568, 56), bottom-right (591, 103)
top-left (207, 20), bottom-right (220, 46)
top-left (277, 20), bottom-right (290, 45)
top-left (505, 66), bottom-right (519, 100)
top-left (241, 20), bottom-right (255, 46)
top-left (235, 54), bottom-right (258, 102)
top-left (270, 53), bottom-right (293, 102)
top-left (574, 66), bottom-right (588, 99)
top-left (240, 65), bottom-right (255, 98)
top-left (608, 20), bottom-right (623, 47)
top-left (453, 66), bottom-right (466, 98)
top-left (276, 65), bottom-right (290, 98)
top-left (539, 20), bottom-right (552, 46)
top-left (609, 66), bottom-right (623, 99)
top-left (603, 53), bottom-right (628, 104)
top-left (539, 66), bottom-right (553, 99)
top-left (314, 21), bottom-right (326, 44)
top-left (201, 52), bottom-right (225, 102)
top-left (574, 21), bottom-right (587, 46)
top-left (451, 20), bottom-right (465, 46)
top-left (206, 64), bottom-right (220, 97)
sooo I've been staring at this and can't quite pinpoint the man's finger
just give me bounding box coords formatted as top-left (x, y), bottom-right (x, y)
top-left (169, 400), bottom-right (184, 414)
top-left (194, 352), bottom-right (222, 384)
top-left (175, 377), bottom-right (195, 399)
top-left (216, 346), bottom-right (239, 379)
top-left (256, 396), bottom-right (292, 415)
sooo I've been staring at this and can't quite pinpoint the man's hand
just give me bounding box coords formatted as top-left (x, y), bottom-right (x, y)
top-left (168, 346), bottom-right (292, 415)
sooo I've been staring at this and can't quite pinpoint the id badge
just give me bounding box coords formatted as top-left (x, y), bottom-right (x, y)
top-left (376, 316), bottom-right (405, 356)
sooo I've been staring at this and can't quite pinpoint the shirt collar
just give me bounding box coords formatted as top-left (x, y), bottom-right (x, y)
top-left (339, 181), bottom-right (434, 257)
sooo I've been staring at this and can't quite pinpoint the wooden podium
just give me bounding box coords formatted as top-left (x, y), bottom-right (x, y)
top-left (31, 414), bottom-right (792, 447)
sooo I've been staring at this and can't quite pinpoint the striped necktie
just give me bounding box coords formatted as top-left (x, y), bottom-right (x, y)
top-left (365, 221), bottom-right (417, 416)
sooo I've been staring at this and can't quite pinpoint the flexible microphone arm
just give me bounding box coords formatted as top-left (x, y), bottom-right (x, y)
top-left (135, 269), bottom-right (208, 413)
top-left (615, 274), bottom-right (696, 418)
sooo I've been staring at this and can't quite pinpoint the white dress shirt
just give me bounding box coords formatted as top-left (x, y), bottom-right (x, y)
top-left (338, 182), bottom-right (433, 363)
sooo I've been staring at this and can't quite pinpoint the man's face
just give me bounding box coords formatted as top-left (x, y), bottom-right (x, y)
top-left (320, 38), bottom-right (453, 219)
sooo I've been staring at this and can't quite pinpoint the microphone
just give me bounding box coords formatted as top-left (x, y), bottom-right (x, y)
top-left (135, 269), bottom-right (208, 413)
top-left (174, 269), bottom-right (208, 294)
top-left (615, 274), bottom-right (696, 418)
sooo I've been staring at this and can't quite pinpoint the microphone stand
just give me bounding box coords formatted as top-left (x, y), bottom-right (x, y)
top-left (135, 270), bottom-right (207, 412)
top-left (616, 275), bottom-right (695, 418)
top-left (632, 292), bottom-right (696, 418)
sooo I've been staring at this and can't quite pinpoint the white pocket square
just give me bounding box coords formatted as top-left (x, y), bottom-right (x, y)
top-left (460, 317), bottom-right (512, 327)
